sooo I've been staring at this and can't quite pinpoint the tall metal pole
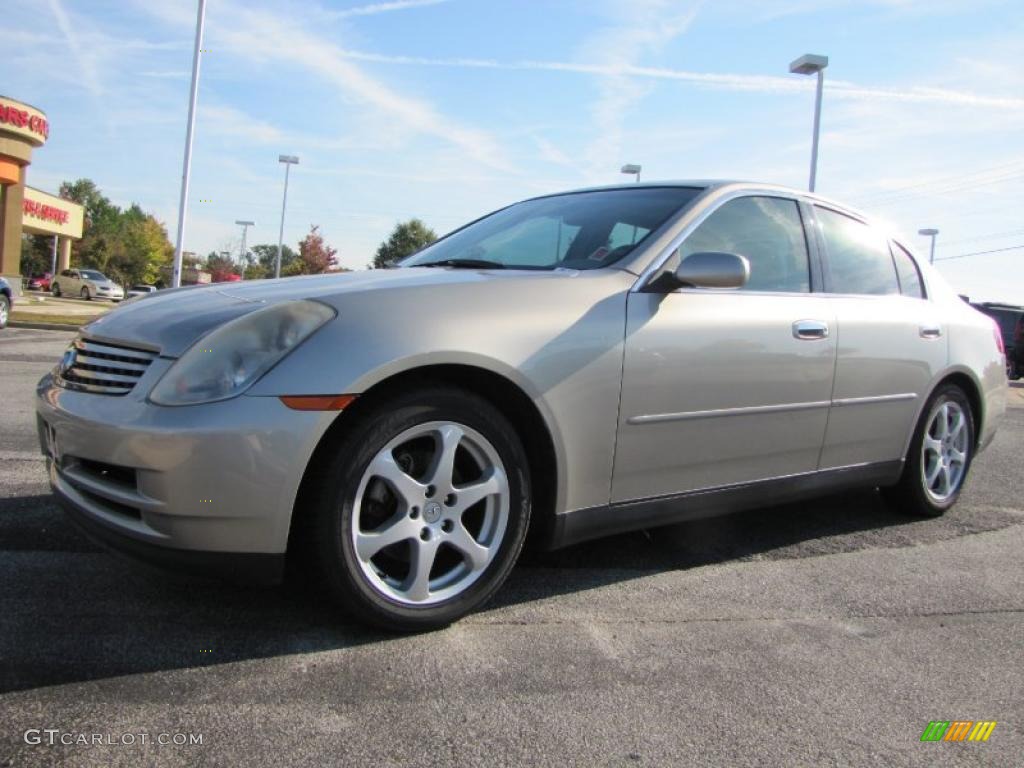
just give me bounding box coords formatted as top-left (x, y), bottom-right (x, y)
top-left (50, 235), bottom-right (58, 278)
top-left (809, 68), bottom-right (824, 192)
top-left (236, 220), bottom-right (253, 279)
top-left (275, 163), bottom-right (291, 279)
top-left (171, 0), bottom-right (207, 288)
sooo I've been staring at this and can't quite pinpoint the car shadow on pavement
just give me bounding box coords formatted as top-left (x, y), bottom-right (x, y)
top-left (0, 487), bottom-right (935, 694)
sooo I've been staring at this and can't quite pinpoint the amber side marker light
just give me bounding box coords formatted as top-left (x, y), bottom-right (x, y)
top-left (279, 395), bottom-right (357, 411)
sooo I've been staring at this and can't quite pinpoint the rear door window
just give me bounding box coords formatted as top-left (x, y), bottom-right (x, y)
top-left (815, 207), bottom-right (899, 295)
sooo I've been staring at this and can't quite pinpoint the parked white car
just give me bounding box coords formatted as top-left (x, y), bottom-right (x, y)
top-left (51, 269), bottom-right (124, 302)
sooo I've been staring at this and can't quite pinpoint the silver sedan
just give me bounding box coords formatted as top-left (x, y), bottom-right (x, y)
top-left (36, 181), bottom-right (1007, 630)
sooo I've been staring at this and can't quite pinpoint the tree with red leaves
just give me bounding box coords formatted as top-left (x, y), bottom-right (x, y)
top-left (289, 225), bottom-right (340, 275)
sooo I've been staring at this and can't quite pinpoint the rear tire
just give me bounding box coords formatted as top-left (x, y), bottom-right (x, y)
top-left (81, 287), bottom-right (91, 300)
top-left (882, 384), bottom-right (974, 517)
top-left (51, 283), bottom-right (61, 297)
top-left (1009, 361), bottom-right (1021, 381)
top-left (305, 386), bottom-right (531, 631)
top-left (0, 295), bottom-right (9, 329)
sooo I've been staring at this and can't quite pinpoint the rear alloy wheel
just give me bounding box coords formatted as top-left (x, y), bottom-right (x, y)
top-left (308, 387), bottom-right (530, 631)
top-left (81, 286), bottom-right (91, 300)
top-left (883, 385), bottom-right (974, 517)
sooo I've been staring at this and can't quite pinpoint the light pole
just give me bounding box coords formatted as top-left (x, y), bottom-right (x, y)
top-left (919, 228), bottom-right (939, 264)
top-left (171, 0), bottom-right (207, 288)
top-left (235, 219), bottom-right (254, 279)
top-left (275, 155), bottom-right (299, 279)
top-left (789, 53), bottom-right (828, 193)
top-left (621, 163), bottom-right (642, 182)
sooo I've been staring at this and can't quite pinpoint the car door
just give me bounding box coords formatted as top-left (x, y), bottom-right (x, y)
top-left (611, 193), bottom-right (837, 503)
top-left (810, 206), bottom-right (947, 468)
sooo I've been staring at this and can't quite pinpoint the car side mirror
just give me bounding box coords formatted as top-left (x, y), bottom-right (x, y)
top-left (674, 251), bottom-right (750, 289)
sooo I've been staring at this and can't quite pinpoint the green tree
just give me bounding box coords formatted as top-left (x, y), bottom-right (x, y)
top-left (250, 243), bottom-right (297, 276)
top-left (55, 180), bottom-right (174, 288)
top-left (21, 234), bottom-right (53, 277)
top-left (372, 218), bottom-right (436, 268)
top-left (286, 225), bottom-right (339, 276)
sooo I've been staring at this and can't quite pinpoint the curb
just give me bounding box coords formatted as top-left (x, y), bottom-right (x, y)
top-left (8, 321), bottom-right (83, 332)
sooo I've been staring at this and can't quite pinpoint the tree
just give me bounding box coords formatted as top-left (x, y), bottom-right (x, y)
top-left (287, 225), bottom-right (339, 276)
top-left (372, 218), bottom-right (436, 269)
top-left (204, 251), bottom-right (239, 283)
top-left (53, 179), bottom-right (174, 288)
top-left (21, 234), bottom-right (53, 277)
top-left (250, 243), bottom-right (297, 276)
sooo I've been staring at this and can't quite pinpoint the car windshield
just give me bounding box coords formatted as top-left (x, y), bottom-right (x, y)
top-left (80, 270), bottom-right (105, 280)
top-left (402, 187), bottom-right (703, 271)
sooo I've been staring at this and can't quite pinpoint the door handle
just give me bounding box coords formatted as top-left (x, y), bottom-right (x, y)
top-left (919, 325), bottom-right (943, 339)
top-left (793, 320), bottom-right (829, 340)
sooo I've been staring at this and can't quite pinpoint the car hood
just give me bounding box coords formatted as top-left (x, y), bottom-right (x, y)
top-left (82, 268), bottom-right (558, 357)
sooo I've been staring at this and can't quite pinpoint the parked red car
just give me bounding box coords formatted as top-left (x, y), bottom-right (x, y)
top-left (26, 273), bottom-right (51, 291)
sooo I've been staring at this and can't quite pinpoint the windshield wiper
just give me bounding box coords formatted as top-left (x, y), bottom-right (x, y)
top-left (416, 258), bottom-right (506, 269)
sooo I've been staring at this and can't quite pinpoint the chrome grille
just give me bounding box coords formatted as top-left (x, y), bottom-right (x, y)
top-left (56, 337), bottom-right (158, 395)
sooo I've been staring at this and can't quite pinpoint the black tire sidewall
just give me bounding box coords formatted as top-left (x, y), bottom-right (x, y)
top-left (0, 295), bottom-right (8, 328)
top-left (51, 284), bottom-right (60, 297)
top-left (899, 385), bottom-right (975, 516)
top-left (313, 388), bottom-right (531, 631)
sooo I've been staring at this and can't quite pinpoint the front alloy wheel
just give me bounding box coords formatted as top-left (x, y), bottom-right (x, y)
top-left (307, 386), bottom-right (531, 631)
top-left (353, 421), bottom-right (510, 606)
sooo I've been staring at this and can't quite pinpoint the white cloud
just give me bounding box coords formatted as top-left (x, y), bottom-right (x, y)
top-left (327, 0), bottom-right (451, 19)
top-left (45, 0), bottom-right (103, 98)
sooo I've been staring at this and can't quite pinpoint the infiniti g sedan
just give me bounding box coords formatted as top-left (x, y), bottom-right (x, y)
top-left (36, 181), bottom-right (1007, 631)
top-left (51, 268), bottom-right (124, 302)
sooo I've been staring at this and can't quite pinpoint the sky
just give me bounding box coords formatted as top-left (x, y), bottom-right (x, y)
top-left (5, 0), bottom-right (1023, 302)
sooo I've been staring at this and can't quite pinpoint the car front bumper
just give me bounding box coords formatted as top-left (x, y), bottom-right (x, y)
top-left (36, 368), bottom-right (335, 583)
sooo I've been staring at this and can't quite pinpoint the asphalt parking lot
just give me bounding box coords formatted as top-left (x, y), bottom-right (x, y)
top-left (1, 327), bottom-right (1021, 767)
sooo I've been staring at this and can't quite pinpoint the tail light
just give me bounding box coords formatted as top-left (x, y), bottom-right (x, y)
top-left (990, 318), bottom-right (1005, 356)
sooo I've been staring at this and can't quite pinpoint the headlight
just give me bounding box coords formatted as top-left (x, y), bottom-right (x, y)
top-left (149, 300), bottom-right (335, 406)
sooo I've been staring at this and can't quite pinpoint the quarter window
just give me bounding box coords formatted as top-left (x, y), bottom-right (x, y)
top-left (815, 207), bottom-right (899, 296)
top-left (890, 243), bottom-right (925, 299)
top-left (677, 196), bottom-right (811, 292)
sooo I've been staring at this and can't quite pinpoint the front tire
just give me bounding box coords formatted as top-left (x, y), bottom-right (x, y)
top-left (81, 286), bottom-right (91, 300)
top-left (883, 384), bottom-right (974, 517)
top-left (307, 386), bottom-right (531, 631)
top-left (0, 295), bottom-right (9, 329)
top-left (51, 283), bottom-right (61, 297)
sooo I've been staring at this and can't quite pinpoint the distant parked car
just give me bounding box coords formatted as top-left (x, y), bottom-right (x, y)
top-left (126, 285), bottom-right (159, 299)
top-left (972, 302), bottom-right (1023, 380)
top-left (26, 272), bottom-right (52, 291)
top-left (51, 269), bottom-right (124, 302)
top-left (0, 277), bottom-right (12, 329)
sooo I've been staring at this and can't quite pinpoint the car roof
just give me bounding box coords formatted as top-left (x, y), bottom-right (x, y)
top-left (528, 179), bottom-right (872, 217)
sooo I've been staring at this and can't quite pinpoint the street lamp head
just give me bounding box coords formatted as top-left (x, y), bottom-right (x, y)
top-left (235, 220), bottom-right (255, 226)
top-left (918, 228), bottom-right (939, 236)
top-left (278, 154), bottom-right (299, 165)
top-left (789, 54), bottom-right (829, 75)
top-left (620, 164), bottom-right (642, 175)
